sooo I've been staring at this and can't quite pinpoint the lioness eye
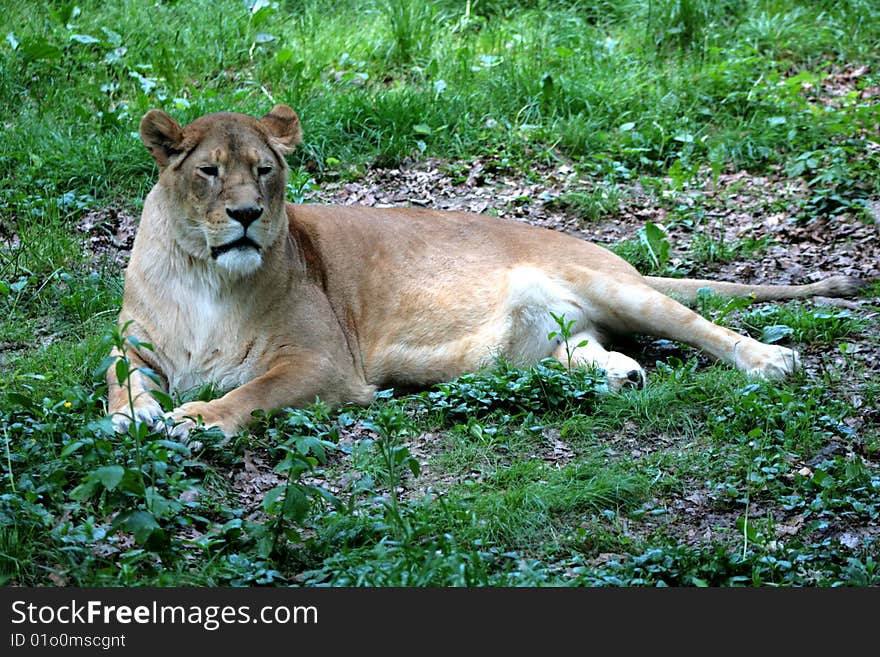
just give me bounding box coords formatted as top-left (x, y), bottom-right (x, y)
top-left (257, 165), bottom-right (272, 176)
top-left (199, 166), bottom-right (219, 177)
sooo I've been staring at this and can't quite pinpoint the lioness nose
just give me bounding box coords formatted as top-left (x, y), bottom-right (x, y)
top-left (226, 205), bottom-right (263, 228)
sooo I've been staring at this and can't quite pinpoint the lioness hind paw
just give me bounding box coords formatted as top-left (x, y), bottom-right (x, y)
top-left (603, 352), bottom-right (647, 392)
top-left (740, 345), bottom-right (801, 380)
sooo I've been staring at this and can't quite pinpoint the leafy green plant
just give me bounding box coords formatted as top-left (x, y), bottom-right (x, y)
top-left (612, 221), bottom-right (673, 275)
top-left (424, 358), bottom-right (602, 421)
top-left (251, 405), bottom-right (343, 559)
top-left (693, 287), bottom-right (755, 325)
top-left (299, 497), bottom-right (538, 586)
top-left (359, 402), bottom-right (420, 537)
top-left (547, 187), bottom-right (623, 224)
top-left (743, 304), bottom-right (865, 343)
top-left (79, 325), bottom-right (196, 551)
top-left (1, 380), bottom-right (196, 581)
top-left (572, 538), bottom-right (880, 587)
top-left (639, 221), bottom-right (671, 271)
top-left (685, 232), bottom-right (769, 268)
top-left (547, 311), bottom-right (589, 370)
top-left (786, 147), bottom-right (873, 220)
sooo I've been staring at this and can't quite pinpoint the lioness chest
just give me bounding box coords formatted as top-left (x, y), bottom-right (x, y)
top-left (146, 275), bottom-right (267, 394)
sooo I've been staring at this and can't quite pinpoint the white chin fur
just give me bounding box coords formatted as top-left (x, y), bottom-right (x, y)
top-left (215, 248), bottom-right (263, 276)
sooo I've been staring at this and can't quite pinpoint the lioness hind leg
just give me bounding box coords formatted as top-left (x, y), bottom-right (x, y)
top-left (552, 332), bottom-right (646, 392)
top-left (601, 283), bottom-right (800, 380)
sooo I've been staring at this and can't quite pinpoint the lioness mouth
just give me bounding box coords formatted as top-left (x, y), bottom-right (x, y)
top-left (211, 236), bottom-right (260, 259)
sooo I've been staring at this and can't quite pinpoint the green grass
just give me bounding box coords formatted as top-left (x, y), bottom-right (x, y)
top-left (685, 233), bottom-right (770, 268)
top-left (742, 304), bottom-right (867, 343)
top-left (1, 0), bottom-right (879, 587)
top-left (547, 187), bottom-right (625, 224)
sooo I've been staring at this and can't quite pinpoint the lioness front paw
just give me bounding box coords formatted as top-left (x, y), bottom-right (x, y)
top-left (109, 396), bottom-right (164, 435)
top-left (736, 343), bottom-right (801, 380)
top-left (165, 401), bottom-right (237, 448)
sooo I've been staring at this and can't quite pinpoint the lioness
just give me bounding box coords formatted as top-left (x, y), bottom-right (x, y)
top-left (107, 105), bottom-right (860, 439)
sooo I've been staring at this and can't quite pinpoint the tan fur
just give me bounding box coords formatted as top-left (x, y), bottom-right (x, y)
top-left (106, 106), bottom-right (863, 439)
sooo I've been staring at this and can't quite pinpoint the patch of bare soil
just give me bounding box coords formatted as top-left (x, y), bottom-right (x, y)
top-left (802, 63), bottom-right (880, 112)
top-left (77, 205), bottom-right (139, 267)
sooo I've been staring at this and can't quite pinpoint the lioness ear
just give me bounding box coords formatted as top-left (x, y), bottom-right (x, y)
top-left (140, 109), bottom-right (184, 168)
top-left (261, 104), bottom-right (302, 154)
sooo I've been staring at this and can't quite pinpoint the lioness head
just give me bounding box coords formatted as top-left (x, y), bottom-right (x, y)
top-left (140, 104), bottom-right (302, 276)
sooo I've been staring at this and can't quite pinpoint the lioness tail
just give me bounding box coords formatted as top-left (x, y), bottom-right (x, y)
top-left (645, 274), bottom-right (863, 303)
